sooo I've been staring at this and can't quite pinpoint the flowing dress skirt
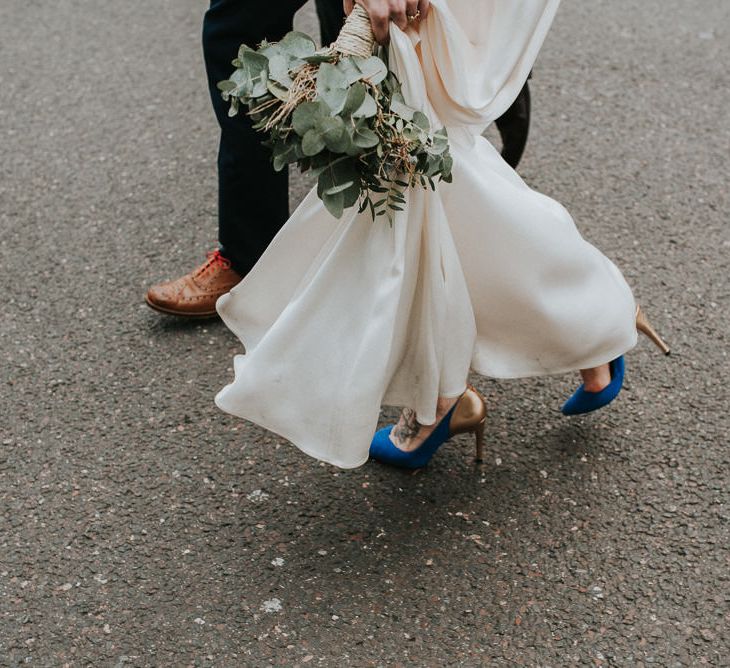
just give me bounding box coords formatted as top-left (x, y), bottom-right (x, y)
top-left (215, 0), bottom-right (638, 468)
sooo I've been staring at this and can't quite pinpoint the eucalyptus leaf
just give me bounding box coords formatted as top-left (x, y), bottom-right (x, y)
top-left (321, 191), bottom-right (345, 218)
top-left (352, 123), bottom-right (379, 148)
top-left (352, 92), bottom-right (377, 118)
top-left (303, 51), bottom-right (336, 64)
top-left (217, 80), bottom-right (237, 95)
top-left (272, 153), bottom-right (287, 172)
top-left (442, 155), bottom-right (453, 176)
top-left (264, 45), bottom-right (307, 75)
top-left (343, 130), bottom-right (363, 156)
top-left (237, 44), bottom-right (256, 62)
top-left (316, 62), bottom-right (349, 114)
top-left (324, 180), bottom-right (355, 196)
top-left (292, 100), bottom-right (328, 136)
top-left (341, 181), bottom-right (361, 208)
top-left (428, 130), bottom-right (449, 154)
top-left (336, 57), bottom-right (366, 85)
top-left (340, 82), bottom-right (366, 117)
top-left (354, 56), bottom-right (388, 85)
top-left (259, 43), bottom-right (284, 62)
top-left (279, 31), bottom-right (317, 58)
top-left (271, 140), bottom-right (298, 171)
top-left (310, 151), bottom-right (336, 173)
top-left (318, 116), bottom-right (351, 153)
top-left (229, 50), bottom-right (269, 98)
top-left (382, 72), bottom-right (400, 96)
top-left (402, 126), bottom-right (421, 142)
top-left (259, 42), bottom-right (280, 60)
top-left (267, 54), bottom-right (293, 88)
top-left (317, 157), bottom-right (359, 200)
top-left (412, 111), bottom-right (430, 132)
top-left (390, 95), bottom-right (414, 121)
top-left (267, 80), bottom-right (290, 101)
top-left (302, 129), bottom-right (326, 156)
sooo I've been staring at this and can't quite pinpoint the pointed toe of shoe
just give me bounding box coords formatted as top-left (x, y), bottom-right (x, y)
top-left (369, 427), bottom-right (397, 463)
top-left (560, 388), bottom-right (592, 415)
top-left (369, 427), bottom-right (423, 469)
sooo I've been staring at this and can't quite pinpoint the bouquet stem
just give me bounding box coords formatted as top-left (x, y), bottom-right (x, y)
top-left (333, 6), bottom-right (375, 57)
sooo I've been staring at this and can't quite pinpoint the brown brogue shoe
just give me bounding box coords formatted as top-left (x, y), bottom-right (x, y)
top-left (145, 250), bottom-right (243, 318)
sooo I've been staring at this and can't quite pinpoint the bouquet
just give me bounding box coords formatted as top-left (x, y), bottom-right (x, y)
top-left (217, 6), bottom-right (452, 222)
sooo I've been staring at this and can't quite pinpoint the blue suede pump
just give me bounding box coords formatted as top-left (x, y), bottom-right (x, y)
top-left (561, 356), bottom-right (625, 416)
top-left (369, 388), bottom-right (487, 469)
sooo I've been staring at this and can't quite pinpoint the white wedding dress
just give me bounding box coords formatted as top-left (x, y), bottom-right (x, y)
top-left (215, 0), bottom-right (637, 468)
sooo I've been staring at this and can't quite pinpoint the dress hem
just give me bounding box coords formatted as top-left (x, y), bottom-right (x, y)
top-left (214, 390), bottom-right (372, 470)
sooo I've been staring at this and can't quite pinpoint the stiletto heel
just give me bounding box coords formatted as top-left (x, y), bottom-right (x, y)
top-left (561, 303), bottom-right (670, 416)
top-left (369, 387), bottom-right (487, 469)
top-left (636, 306), bottom-right (670, 355)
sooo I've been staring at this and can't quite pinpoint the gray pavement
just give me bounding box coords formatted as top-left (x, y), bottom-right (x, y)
top-left (1, 1), bottom-right (729, 665)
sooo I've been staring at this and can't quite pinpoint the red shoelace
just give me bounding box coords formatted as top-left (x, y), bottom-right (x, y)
top-left (196, 249), bottom-right (232, 276)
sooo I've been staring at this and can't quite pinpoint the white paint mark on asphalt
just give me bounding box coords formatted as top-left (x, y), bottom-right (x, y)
top-left (261, 598), bottom-right (283, 613)
top-left (247, 489), bottom-right (269, 502)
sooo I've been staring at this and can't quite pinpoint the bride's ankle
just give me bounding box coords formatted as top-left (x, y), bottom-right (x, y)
top-left (580, 363), bottom-right (611, 393)
top-left (390, 396), bottom-right (459, 451)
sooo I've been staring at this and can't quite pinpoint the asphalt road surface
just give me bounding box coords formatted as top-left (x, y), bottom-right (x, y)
top-left (1, 1), bottom-right (728, 665)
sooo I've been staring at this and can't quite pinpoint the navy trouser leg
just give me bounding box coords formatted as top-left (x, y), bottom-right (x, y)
top-left (315, 0), bottom-right (346, 47)
top-left (495, 78), bottom-right (532, 170)
top-left (203, 0), bottom-right (308, 275)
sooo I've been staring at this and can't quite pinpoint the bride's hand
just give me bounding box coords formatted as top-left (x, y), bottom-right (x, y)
top-left (343, 0), bottom-right (430, 45)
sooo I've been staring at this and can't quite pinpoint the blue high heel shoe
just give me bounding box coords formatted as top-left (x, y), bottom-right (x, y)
top-left (561, 356), bottom-right (625, 415)
top-left (369, 387), bottom-right (487, 469)
top-left (561, 306), bottom-right (670, 416)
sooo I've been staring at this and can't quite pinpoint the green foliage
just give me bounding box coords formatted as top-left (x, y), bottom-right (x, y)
top-left (316, 63), bottom-right (349, 113)
top-left (292, 101), bottom-right (329, 136)
top-left (218, 32), bottom-right (453, 223)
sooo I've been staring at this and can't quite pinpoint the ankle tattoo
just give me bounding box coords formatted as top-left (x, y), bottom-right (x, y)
top-left (393, 408), bottom-right (420, 443)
